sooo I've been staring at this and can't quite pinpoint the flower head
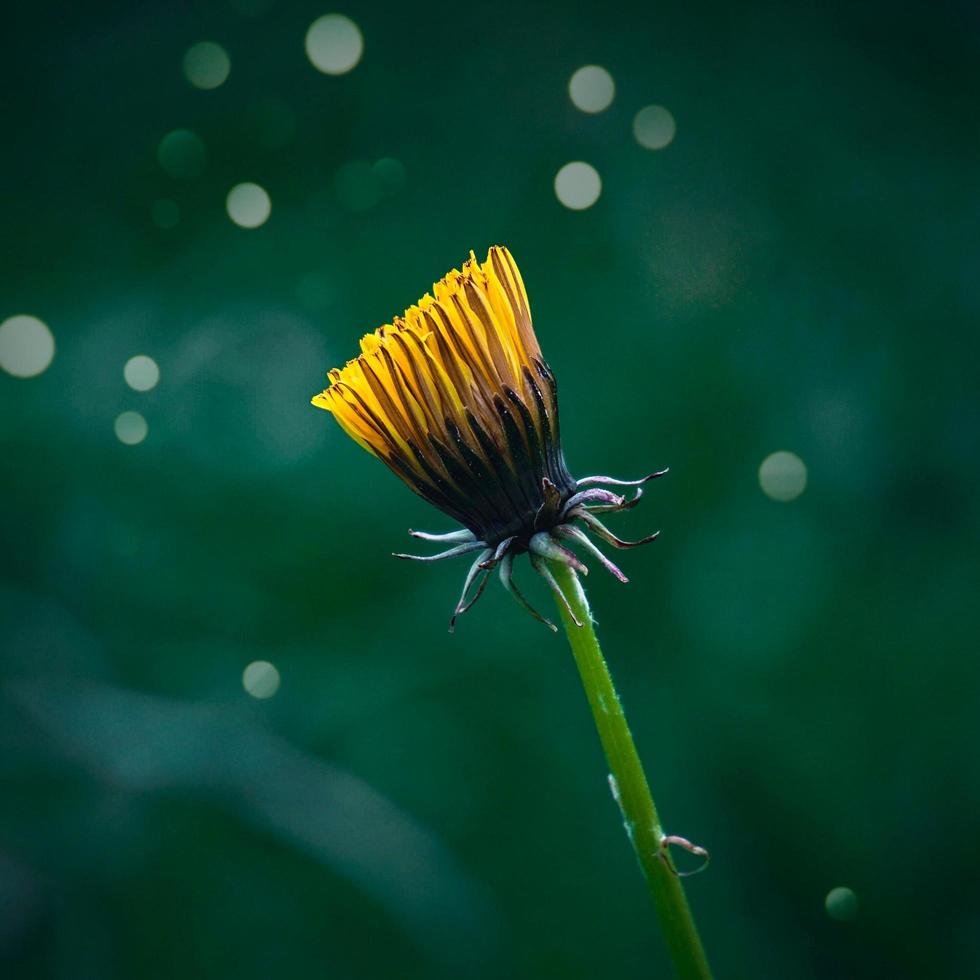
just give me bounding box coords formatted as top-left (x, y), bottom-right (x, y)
top-left (313, 246), bottom-right (664, 630)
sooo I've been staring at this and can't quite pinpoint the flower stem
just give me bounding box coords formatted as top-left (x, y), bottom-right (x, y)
top-left (548, 560), bottom-right (712, 980)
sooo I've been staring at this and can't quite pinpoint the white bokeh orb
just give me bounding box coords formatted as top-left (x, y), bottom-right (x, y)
top-left (124, 355), bottom-right (160, 392)
top-left (243, 660), bottom-right (280, 699)
top-left (115, 411), bottom-right (148, 446)
top-left (305, 14), bottom-right (363, 75)
top-left (182, 41), bottom-right (231, 90)
top-left (554, 161), bottom-right (602, 210)
top-left (759, 451), bottom-right (808, 502)
top-left (633, 104), bottom-right (677, 150)
top-left (569, 65), bottom-right (615, 113)
top-left (226, 182), bottom-right (271, 229)
top-left (0, 315), bottom-right (55, 378)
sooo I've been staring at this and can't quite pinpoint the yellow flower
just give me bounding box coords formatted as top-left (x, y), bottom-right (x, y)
top-left (313, 246), bottom-right (664, 630)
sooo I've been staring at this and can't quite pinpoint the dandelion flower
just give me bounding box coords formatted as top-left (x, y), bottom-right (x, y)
top-left (312, 246), bottom-right (665, 630)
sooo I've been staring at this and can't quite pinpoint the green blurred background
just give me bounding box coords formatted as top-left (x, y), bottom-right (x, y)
top-left (2, 1), bottom-right (978, 977)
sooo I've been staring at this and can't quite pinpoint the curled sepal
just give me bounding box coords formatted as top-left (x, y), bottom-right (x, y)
top-left (393, 540), bottom-right (488, 562)
top-left (408, 528), bottom-right (477, 544)
top-left (449, 548), bottom-right (494, 632)
top-left (531, 553), bottom-right (583, 627)
top-left (561, 487), bottom-right (627, 515)
top-left (528, 531), bottom-right (588, 575)
top-left (582, 486), bottom-right (644, 514)
top-left (574, 510), bottom-right (661, 550)
top-left (499, 552), bottom-right (557, 632)
top-left (554, 525), bottom-right (628, 583)
top-left (575, 468), bottom-right (669, 487)
top-left (478, 535), bottom-right (516, 570)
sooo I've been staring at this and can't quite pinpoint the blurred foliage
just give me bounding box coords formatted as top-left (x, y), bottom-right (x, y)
top-left (2, 1), bottom-right (979, 978)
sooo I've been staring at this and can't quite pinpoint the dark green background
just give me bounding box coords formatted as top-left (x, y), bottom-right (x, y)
top-left (3, 1), bottom-right (978, 977)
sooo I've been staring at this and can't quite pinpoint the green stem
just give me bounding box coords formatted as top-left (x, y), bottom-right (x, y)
top-left (549, 560), bottom-right (712, 980)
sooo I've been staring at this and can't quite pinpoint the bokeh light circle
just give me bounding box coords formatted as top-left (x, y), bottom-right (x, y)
top-left (114, 411), bottom-right (148, 445)
top-left (554, 161), bottom-right (601, 210)
top-left (759, 451), bottom-right (808, 502)
top-left (568, 65), bottom-right (615, 113)
top-left (226, 182), bottom-right (271, 228)
top-left (124, 355), bottom-right (160, 392)
top-left (0, 315), bottom-right (55, 378)
top-left (182, 41), bottom-right (231, 90)
top-left (825, 886), bottom-right (858, 921)
top-left (305, 14), bottom-right (363, 75)
top-left (633, 105), bottom-right (677, 150)
top-left (157, 129), bottom-right (207, 179)
top-left (243, 660), bottom-right (280, 699)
